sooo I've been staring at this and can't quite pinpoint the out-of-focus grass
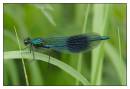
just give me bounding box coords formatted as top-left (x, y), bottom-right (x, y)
top-left (4, 4), bottom-right (127, 85)
top-left (75, 4), bottom-right (90, 85)
top-left (91, 4), bottom-right (109, 85)
top-left (105, 42), bottom-right (126, 85)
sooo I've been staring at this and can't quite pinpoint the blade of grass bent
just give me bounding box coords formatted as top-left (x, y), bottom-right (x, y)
top-left (4, 51), bottom-right (90, 85)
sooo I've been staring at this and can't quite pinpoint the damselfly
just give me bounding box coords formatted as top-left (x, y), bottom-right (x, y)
top-left (23, 33), bottom-right (110, 78)
top-left (24, 33), bottom-right (110, 59)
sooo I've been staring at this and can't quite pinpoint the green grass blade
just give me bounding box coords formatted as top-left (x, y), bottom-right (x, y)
top-left (13, 26), bottom-right (29, 85)
top-left (4, 51), bottom-right (90, 85)
top-left (76, 4), bottom-right (90, 85)
top-left (105, 43), bottom-right (126, 85)
top-left (91, 4), bottom-right (109, 85)
top-left (117, 27), bottom-right (125, 85)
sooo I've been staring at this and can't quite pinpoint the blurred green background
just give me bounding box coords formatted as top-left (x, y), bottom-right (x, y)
top-left (4, 3), bottom-right (127, 86)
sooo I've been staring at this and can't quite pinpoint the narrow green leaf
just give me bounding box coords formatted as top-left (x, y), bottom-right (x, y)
top-left (4, 51), bottom-right (90, 85)
top-left (76, 4), bottom-right (90, 85)
top-left (105, 42), bottom-right (126, 85)
top-left (91, 4), bottom-right (109, 85)
top-left (14, 26), bottom-right (29, 85)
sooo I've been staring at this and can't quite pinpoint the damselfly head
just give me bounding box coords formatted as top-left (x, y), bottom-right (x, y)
top-left (24, 37), bottom-right (31, 46)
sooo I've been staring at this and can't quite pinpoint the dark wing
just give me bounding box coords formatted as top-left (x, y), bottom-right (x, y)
top-left (44, 33), bottom-right (103, 53)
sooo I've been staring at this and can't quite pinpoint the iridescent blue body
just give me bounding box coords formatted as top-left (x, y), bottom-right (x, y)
top-left (31, 38), bottom-right (44, 47)
top-left (24, 33), bottom-right (110, 53)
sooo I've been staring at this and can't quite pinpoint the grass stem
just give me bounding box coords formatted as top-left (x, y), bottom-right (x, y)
top-left (14, 26), bottom-right (29, 86)
top-left (75, 4), bottom-right (90, 85)
top-left (117, 27), bottom-right (126, 85)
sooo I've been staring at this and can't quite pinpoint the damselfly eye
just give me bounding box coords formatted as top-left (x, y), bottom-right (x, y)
top-left (24, 37), bottom-right (31, 45)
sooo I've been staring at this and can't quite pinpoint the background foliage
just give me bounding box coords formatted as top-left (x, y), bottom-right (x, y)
top-left (4, 3), bottom-right (127, 85)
